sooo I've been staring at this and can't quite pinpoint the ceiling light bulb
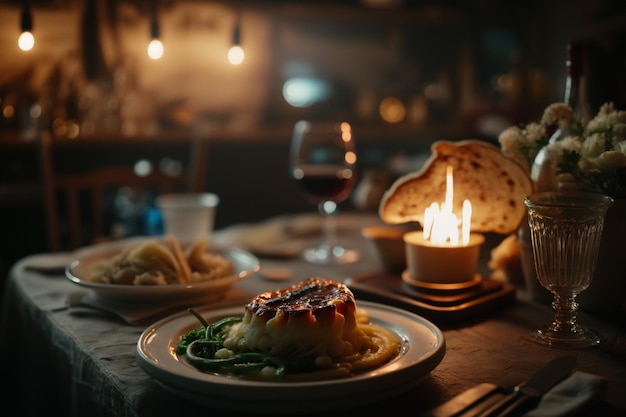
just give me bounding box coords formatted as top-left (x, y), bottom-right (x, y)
top-left (18, 4), bottom-right (34, 51)
top-left (228, 15), bottom-right (244, 65)
top-left (228, 45), bottom-right (244, 65)
top-left (18, 31), bottom-right (34, 51)
top-left (148, 39), bottom-right (163, 60)
top-left (147, 17), bottom-right (163, 60)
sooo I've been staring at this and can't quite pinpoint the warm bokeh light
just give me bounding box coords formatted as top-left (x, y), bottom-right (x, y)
top-left (379, 96), bottom-right (406, 123)
top-left (66, 120), bottom-right (80, 138)
top-left (52, 117), bottom-right (80, 138)
top-left (18, 31), bottom-right (34, 51)
top-left (340, 122), bottom-right (351, 141)
top-left (147, 39), bottom-right (164, 60)
top-left (228, 45), bottom-right (244, 65)
top-left (2, 103), bottom-right (15, 119)
top-left (342, 122), bottom-right (356, 164)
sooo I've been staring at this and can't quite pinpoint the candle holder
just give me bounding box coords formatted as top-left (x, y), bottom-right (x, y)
top-left (350, 225), bottom-right (513, 324)
top-left (403, 231), bottom-right (485, 286)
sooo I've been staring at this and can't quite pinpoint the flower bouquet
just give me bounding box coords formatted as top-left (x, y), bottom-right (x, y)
top-left (498, 102), bottom-right (626, 196)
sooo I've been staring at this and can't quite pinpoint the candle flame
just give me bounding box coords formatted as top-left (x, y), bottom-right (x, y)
top-left (423, 166), bottom-right (472, 246)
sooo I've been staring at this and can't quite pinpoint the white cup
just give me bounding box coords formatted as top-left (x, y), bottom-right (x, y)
top-left (361, 226), bottom-right (407, 273)
top-left (156, 193), bottom-right (219, 242)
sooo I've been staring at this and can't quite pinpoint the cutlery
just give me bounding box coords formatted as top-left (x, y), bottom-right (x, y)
top-left (422, 355), bottom-right (577, 417)
top-left (421, 383), bottom-right (502, 417)
top-left (473, 355), bottom-right (577, 417)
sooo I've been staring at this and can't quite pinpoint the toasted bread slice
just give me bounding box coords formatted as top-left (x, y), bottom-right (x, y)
top-left (379, 139), bottom-right (533, 234)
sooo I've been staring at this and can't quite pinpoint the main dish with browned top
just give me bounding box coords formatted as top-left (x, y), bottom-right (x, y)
top-left (176, 277), bottom-right (401, 381)
top-left (88, 236), bottom-right (235, 286)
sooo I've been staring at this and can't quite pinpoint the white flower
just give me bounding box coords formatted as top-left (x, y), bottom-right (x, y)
top-left (541, 103), bottom-right (576, 128)
top-left (591, 150), bottom-right (626, 171)
top-left (525, 122), bottom-right (546, 142)
top-left (612, 123), bottom-right (626, 146)
top-left (580, 132), bottom-right (607, 160)
top-left (499, 101), bottom-right (626, 196)
top-left (497, 122), bottom-right (545, 172)
top-left (587, 103), bottom-right (626, 133)
top-left (545, 135), bottom-right (581, 163)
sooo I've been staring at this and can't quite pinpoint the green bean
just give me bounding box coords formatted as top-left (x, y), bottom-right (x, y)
top-left (178, 310), bottom-right (287, 377)
top-left (188, 308), bottom-right (209, 327)
top-left (207, 316), bottom-right (242, 337)
top-left (186, 343), bottom-right (287, 376)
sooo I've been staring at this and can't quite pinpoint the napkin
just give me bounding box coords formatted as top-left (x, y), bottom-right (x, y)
top-left (522, 371), bottom-right (608, 417)
top-left (21, 253), bottom-right (74, 275)
top-left (212, 212), bottom-right (377, 258)
top-left (214, 214), bottom-right (321, 245)
top-left (78, 289), bottom-right (250, 325)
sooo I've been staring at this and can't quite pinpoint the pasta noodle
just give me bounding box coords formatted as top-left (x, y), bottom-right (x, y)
top-left (343, 322), bottom-right (399, 372)
top-left (89, 236), bottom-right (234, 285)
top-left (274, 319), bottom-right (400, 382)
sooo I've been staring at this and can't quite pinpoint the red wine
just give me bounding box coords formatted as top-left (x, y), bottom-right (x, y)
top-left (291, 165), bottom-right (355, 202)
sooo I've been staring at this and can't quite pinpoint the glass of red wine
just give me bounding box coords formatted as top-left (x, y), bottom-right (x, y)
top-left (289, 120), bottom-right (359, 264)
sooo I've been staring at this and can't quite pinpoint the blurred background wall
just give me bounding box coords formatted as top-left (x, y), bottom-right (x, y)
top-left (2, 0), bottom-right (624, 139)
top-left (1, 0), bottom-right (625, 277)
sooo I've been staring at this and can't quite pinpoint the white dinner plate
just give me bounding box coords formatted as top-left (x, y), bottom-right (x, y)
top-left (65, 236), bottom-right (260, 305)
top-left (136, 301), bottom-right (446, 413)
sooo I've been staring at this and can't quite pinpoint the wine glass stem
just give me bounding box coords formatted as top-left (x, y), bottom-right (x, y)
top-left (319, 200), bottom-right (338, 251)
top-left (551, 293), bottom-right (579, 331)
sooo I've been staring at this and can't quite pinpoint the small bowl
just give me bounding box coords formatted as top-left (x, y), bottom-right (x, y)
top-left (361, 226), bottom-right (408, 273)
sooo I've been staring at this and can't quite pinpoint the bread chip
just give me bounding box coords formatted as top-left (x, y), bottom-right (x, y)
top-left (378, 139), bottom-right (533, 234)
top-left (164, 235), bottom-right (192, 283)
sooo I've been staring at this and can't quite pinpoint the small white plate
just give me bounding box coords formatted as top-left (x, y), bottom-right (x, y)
top-left (65, 237), bottom-right (260, 306)
top-left (136, 301), bottom-right (446, 413)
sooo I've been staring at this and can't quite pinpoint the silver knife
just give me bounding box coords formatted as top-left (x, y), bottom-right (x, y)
top-left (421, 355), bottom-right (577, 417)
top-left (422, 379), bottom-right (523, 417)
top-left (473, 355), bottom-right (578, 417)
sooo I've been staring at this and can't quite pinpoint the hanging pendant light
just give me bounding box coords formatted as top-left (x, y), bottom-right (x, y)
top-left (147, 4), bottom-right (163, 60)
top-left (227, 12), bottom-right (244, 65)
top-left (18, 1), bottom-right (34, 51)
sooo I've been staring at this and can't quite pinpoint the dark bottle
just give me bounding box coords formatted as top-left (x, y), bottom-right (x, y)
top-left (562, 41), bottom-right (592, 123)
top-left (531, 41), bottom-right (592, 191)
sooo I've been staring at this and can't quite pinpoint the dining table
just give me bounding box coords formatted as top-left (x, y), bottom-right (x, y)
top-left (1, 211), bottom-right (625, 417)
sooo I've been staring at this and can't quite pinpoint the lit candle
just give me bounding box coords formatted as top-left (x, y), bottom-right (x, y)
top-left (403, 166), bottom-right (484, 284)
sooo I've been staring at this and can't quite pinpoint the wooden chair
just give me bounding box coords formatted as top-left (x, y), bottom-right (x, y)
top-left (38, 133), bottom-right (208, 252)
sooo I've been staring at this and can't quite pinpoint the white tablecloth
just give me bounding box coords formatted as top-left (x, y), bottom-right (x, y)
top-left (1, 212), bottom-right (624, 417)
